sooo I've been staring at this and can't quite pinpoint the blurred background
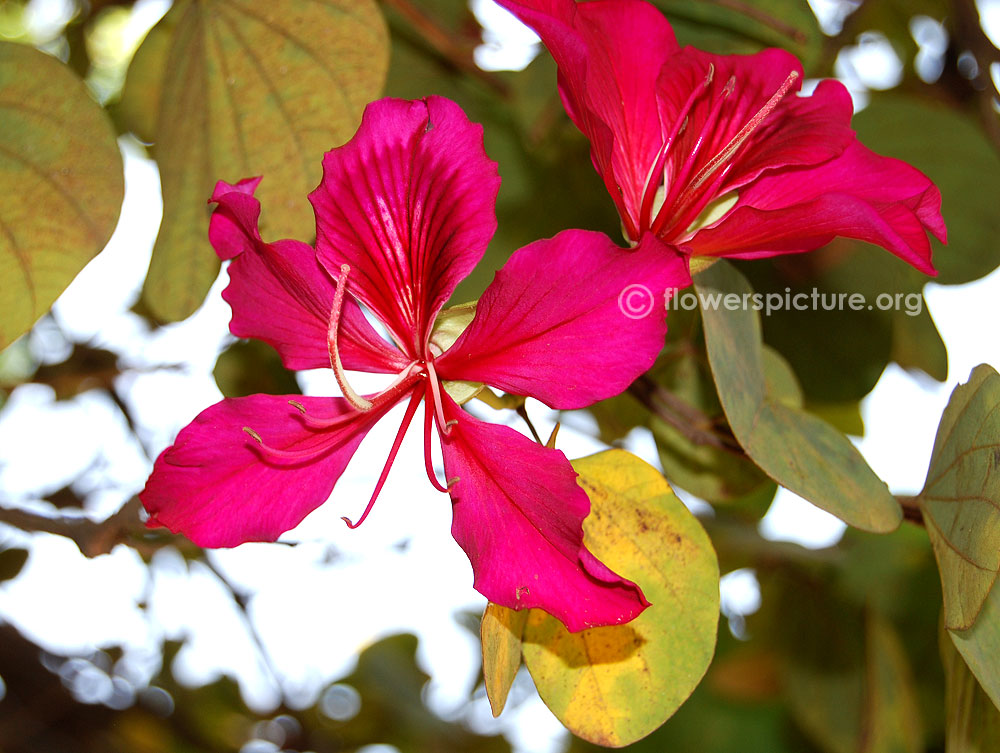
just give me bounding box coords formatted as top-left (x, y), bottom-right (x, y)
top-left (1, 0), bottom-right (999, 751)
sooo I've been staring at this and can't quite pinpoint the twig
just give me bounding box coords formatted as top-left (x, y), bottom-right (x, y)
top-left (704, 0), bottom-right (808, 43)
top-left (379, 0), bottom-right (510, 96)
top-left (896, 495), bottom-right (926, 526)
top-left (628, 374), bottom-right (745, 454)
top-left (952, 0), bottom-right (1000, 155)
top-left (0, 498), bottom-right (152, 557)
top-left (201, 555), bottom-right (287, 704)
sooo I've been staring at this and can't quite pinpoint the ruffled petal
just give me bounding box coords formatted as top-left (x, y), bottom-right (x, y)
top-left (497, 0), bottom-right (679, 236)
top-left (654, 50), bottom-right (853, 203)
top-left (436, 231), bottom-right (689, 409)
top-left (211, 179), bottom-right (405, 373)
top-left (310, 97), bottom-right (500, 355)
top-left (440, 395), bottom-right (649, 632)
top-left (141, 394), bottom-right (392, 547)
top-left (685, 141), bottom-right (945, 273)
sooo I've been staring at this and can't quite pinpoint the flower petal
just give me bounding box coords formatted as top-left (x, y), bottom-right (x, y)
top-left (653, 51), bottom-right (853, 205)
top-left (497, 0), bottom-right (679, 237)
top-left (436, 231), bottom-right (689, 409)
top-left (685, 141), bottom-right (945, 273)
top-left (440, 396), bottom-right (649, 631)
top-left (211, 179), bottom-right (405, 373)
top-left (310, 97), bottom-right (500, 354)
top-left (141, 394), bottom-right (392, 547)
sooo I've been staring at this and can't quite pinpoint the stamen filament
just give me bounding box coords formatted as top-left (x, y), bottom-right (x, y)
top-left (243, 426), bottom-right (330, 463)
top-left (327, 264), bottom-right (374, 412)
top-left (638, 64), bottom-right (714, 232)
top-left (680, 69), bottom-right (798, 200)
top-left (423, 387), bottom-right (448, 492)
top-left (653, 76), bottom-right (734, 235)
top-left (341, 388), bottom-right (422, 529)
top-left (425, 360), bottom-right (450, 436)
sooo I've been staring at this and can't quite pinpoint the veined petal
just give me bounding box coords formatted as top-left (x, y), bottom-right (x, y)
top-left (436, 231), bottom-right (689, 409)
top-left (497, 0), bottom-right (679, 236)
top-left (211, 180), bottom-right (405, 373)
top-left (654, 50), bottom-right (853, 204)
top-left (685, 141), bottom-right (945, 273)
top-left (141, 394), bottom-right (391, 547)
top-left (310, 97), bottom-right (500, 355)
top-left (440, 396), bottom-right (648, 632)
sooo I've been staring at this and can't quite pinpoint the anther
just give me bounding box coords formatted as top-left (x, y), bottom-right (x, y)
top-left (288, 400), bottom-right (306, 414)
top-left (446, 476), bottom-right (460, 490)
top-left (242, 426), bottom-right (331, 463)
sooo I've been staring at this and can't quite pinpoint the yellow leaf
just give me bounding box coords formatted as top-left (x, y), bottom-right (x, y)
top-left (0, 42), bottom-right (124, 347)
top-left (119, 0), bottom-right (389, 321)
top-left (522, 449), bottom-right (719, 747)
top-left (481, 602), bottom-right (528, 717)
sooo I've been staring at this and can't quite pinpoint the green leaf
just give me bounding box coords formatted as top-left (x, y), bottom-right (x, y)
top-left (951, 583), bottom-right (1000, 715)
top-left (481, 602), bottom-right (528, 717)
top-left (941, 620), bottom-right (1000, 751)
top-left (0, 41), bottom-right (124, 348)
top-left (696, 261), bottom-right (902, 532)
top-left (213, 338), bottom-right (300, 398)
top-left (853, 95), bottom-right (1000, 286)
top-left (778, 581), bottom-right (922, 753)
top-left (120, 0), bottom-right (389, 321)
top-left (652, 0), bottom-right (823, 71)
top-left (522, 449), bottom-right (719, 747)
top-left (918, 364), bottom-right (1000, 631)
top-left (647, 345), bottom-right (770, 504)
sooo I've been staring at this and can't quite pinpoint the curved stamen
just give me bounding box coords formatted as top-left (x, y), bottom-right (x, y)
top-left (422, 384), bottom-right (448, 493)
top-left (425, 359), bottom-right (451, 436)
top-left (243, 426), bottom-right (333, 464)
top-left (370, 362), bottom-right (424, 410)
top-left (341, 387), bottom-right (422, 529)
top-left (287, 400), bottom-right (364, 430)
top-left (327, 264), bottom-right (374, 412)
top-left (638, 64), bottom-right (715, 232)
top-left (652, 76), bottom-right (735, 235)
top-left (675, 69), bottom-right (799, 210)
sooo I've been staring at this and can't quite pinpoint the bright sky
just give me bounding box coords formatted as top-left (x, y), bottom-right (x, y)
top-left (1, 2), bottom-right (999, 752)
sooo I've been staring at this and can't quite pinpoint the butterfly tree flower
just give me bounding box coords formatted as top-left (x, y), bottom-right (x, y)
top-left (140, 96), bottom-right (690, 632)
top-left (497, 0), bottom-right (946, 273)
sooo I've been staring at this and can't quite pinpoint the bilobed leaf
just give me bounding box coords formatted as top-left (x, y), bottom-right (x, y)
top-left (0, 41), bottom-right (124, 348)
top-left (918, 365), bottom-right (1000, 631)
top-left (120, 0), bottom-right (389, 321)
top-left (696, 261), bottom-right (902, 532)
top-left (481, 602), bottom-right (528, 717)
top-left (522, 449), bottom-right (719, 747)
top-left (941, 620), bottom-right (1000, 750)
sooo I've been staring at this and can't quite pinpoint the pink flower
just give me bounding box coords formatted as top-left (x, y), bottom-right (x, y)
top-left (497, 0), bottom-right (945, 273)
top-left (140, 96), bottom-right (690, 632)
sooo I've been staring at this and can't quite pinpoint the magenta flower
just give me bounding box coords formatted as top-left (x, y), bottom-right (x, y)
top-left (140, 96), bottom-right (690, 631)
top-left (497, 0), bottom-right (945, 273)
